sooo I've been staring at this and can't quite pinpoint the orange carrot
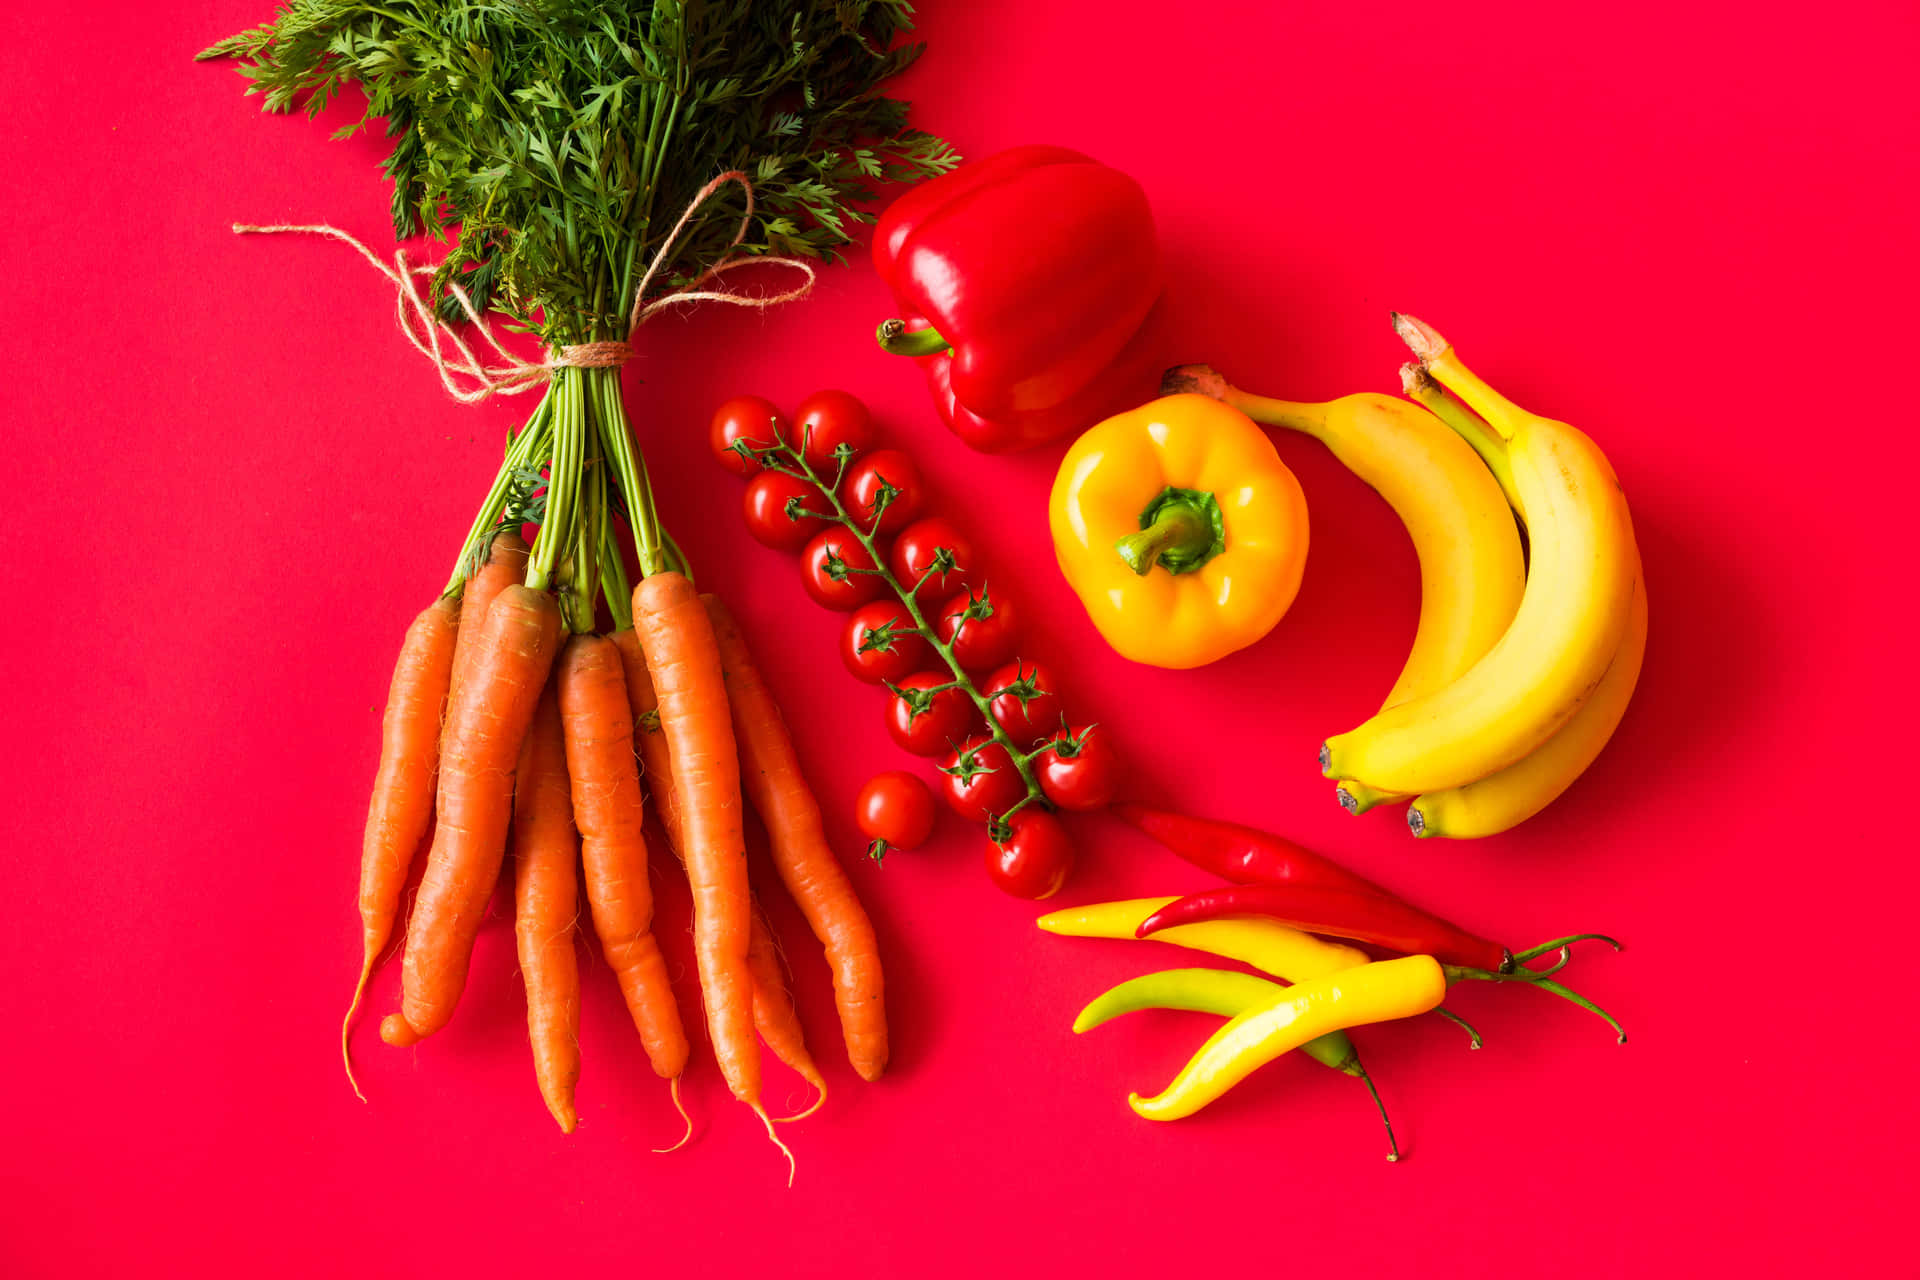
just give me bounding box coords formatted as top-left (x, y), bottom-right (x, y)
top-left (448, 529), bottom-right (531, 700)
top-left (558, 634), bottom-right (689, 1082)
top-left (513, 684), bottom-right (581, 1132)
top-left (631, 574), bottom-right (759, 1111)
top-left (703, 596), bottom-right (888, 1082)
top-left (344, 595), bottom-right (459, 1098)
top-left (383, 583), bottom-right (562, 1045)
top-left (613, 629), bottom-right (826, 1109)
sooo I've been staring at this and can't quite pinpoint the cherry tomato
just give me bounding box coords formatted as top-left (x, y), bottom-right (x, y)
top-left (885, 671), bottom-right (980, 757)
top-left (792, 389), bottom-right (874, 470)
top-left (843, 449), bottom-right (925, 536)
top-left (935, 585), bottom-right (1020, 672)
top-left (856, 770), bottom-right (936, 860)
top-left (799, 528), bottom-right (886, 611)
top-left (1035, 723), bottom-right (1124, 811)
top-left (986, 810), bottom-right (1075, 899)
top-left (842, 600), bottom-right (936, 684)
top-left (889, 517), bottom-right (976, 601)
top-left (983, 660), bottom-right (1064, 748)
top-left (939, 735), bottom-right (1026, 823)
top-left (709, 395), bottom-right (786, 477)
top-left (742, 470), bottom-right (829, 551)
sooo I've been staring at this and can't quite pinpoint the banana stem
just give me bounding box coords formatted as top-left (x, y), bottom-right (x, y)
top-left (1160, 363), bottom-right (1331, 442)
top-left (1400, 363), bottom-right (1525, 519)
top-left (1392, 313), bottom-right (1529, 439)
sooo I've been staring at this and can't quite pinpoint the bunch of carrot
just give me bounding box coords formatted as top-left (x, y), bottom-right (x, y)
top-left (341, 364), bottom-right (886, 1163)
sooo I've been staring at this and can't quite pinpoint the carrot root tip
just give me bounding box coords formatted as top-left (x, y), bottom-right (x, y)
top-left (379, 1013), bottom-right (422, 1048)
top-left (652, 1075), bottom-right (695, 1154)
top-left (754, 1103), bottom-right (797, 1188)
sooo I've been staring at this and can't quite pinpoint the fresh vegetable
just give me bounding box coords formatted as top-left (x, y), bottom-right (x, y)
top-left (1034, 724), bottom-right (1122, 811)
top-left (1072, 968), bottom-right (1398, 1160)
top-left (1110, 802), bottom-right (1394, 897)
top-left (843, 599), bottom-right (938, 684)
top-left (382, 584), bottom-right (563, 1047)
top-left (940, 737), bottom-right (1026, 823)
top-left (343, 593), bottom-right (457, 1098)
top-left (1050, 394), bottom-right (1309, 669)
top-left (710, 395), bottom-right (785, 478)
top-left (843, 448), bottom-right (925, 536)
top-left (1038, 898), bottom-right (1370, 985)
top-left (1129, 957), bottom-right (1449, 1121)
top-left (873, 145), bottom-right (1161, 452)
top-left (883, 672), bottom-right (980, 757)
top-left (985, 810), bottom-right (1074, 900)
top-left (935, 585), bottom-right (1021, 672)
top-left (512, 686), bottom-right (582, 1133)
top-left (446, 530), bottom-right (532, 712)
top-left (791, 390), bottom-right (874, 468)
top-left (801, 529), bottom-right (887, 612)
top-left (889, 517), bottom-right (975, 601)
top-left (1161, 364), bottom-right (1525, 816)
top-left (856, 771), bottom-right (937, 862)
top-left (982, 661), bottom-right (1063, 748)
top-left (560, 635), bottom-right (687, 1082)
top-left (745, 469), bottom-right (832, 551)
top-left (1320, 316), bottom-right (1643, 808)
top-left (706, 597), bottom-right (889, 1082)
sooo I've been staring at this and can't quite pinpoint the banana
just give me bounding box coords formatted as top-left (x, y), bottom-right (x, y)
top-left (1160, 365), bottom-right (1526, 816)
top-left (1408, 566), bottom-right (1646, 837)
top-left (1319, 316), bottom-right (1637, 795)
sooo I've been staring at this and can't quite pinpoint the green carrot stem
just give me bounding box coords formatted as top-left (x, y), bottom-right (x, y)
top-left (443, 391), bottom-right (554, 596)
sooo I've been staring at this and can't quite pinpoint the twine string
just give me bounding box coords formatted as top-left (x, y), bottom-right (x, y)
top-left (233, 170), bottom-right (815, 403)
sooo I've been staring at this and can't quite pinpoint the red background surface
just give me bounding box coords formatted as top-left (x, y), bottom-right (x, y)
top-left (5, 2), bottom-right (1916, 1275)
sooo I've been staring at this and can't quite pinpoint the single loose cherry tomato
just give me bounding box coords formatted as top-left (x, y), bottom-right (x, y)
top-left (792, 389), bottom-right (874, 470)
top-left (885, 670), bottom-right (980, 757)
top-left (843, 449), bottom-right (924, 536)
top-left (800, 528), bottom-right (886, 611)
top-left (743, 469), bottom-right (829, 551)
top-left (983, 660), bottom-right (1064, 748)
top-left (856, 770), bottom-right (936, 861)
top-left (842, 600), bottom-right (936, 684)
top-left (986, 810), bottom-right (1075, 899)
top-left (710, 395), bottom-right (785, 477)
top-left (1035, 723), bottom-right (1124, 811)
top-left (939, 735), bottom-right (1026, 823)
top-left (936, 584), bottom-right (1020, 672)
top-left (889, 517), bottom-right (976, 601)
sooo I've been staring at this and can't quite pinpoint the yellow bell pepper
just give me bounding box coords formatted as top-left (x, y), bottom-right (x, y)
top-left (1049, 394), bottom-right (1308, 668)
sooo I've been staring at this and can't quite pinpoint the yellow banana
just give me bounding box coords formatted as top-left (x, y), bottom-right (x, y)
top-left (1409, 566), bottom-right (1647, 837)
top-left (1320, 316), bottom-right (1637, 795)
top-left (1161, 365), bottom-right (1526, 816)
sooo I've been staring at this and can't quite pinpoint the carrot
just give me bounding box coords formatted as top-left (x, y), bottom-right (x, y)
top-left (383, 583), bottom-right (562, 1045)
top-left (558, 634), bottom-right (689, 1081)
top-left (343, 595), bottom-right (459, 1098)
top-left (630, 573), bottom-right (759, 1112)
top-left (449, 529), bottom-right (531, 700)
top-left (613, 629), bottom-right (827, 1112)
top-left (513, 684), bottom-right (581, 1132)
top-left (703, 596), bottom-right (888, 1082)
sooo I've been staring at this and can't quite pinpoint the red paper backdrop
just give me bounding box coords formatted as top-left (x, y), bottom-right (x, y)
top-left (5, 2), bottom-right (1915, 1275)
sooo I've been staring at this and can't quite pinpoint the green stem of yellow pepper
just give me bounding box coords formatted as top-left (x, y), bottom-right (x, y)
top-left (1114, 485), bottom-right (1225, 575)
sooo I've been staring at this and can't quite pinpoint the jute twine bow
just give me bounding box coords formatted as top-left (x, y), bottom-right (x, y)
top-left (233, 170), bottom-right (816, 404)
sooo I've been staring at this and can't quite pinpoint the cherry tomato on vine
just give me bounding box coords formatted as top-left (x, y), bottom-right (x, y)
top-left (742, 469), bottom-right (828, 551)
top-left (710, 394), bottom-right (785, 477)
top-left (986, 810), bottom-right (1075, 899)
top-left (936, 585), bottom-right (1020, 672)
top-left (939, 735), bottom-right (1026, 823)
top-left (983, 660), bottom-right (1064, 748)
top-left (1035, 723), bottom-right (1123, 811)
top-left (856, 770), bottom-right (936, 861)
top-left (842, 599), bottom-right (936, 684)
top-left (800, 528), bottom-right (886, 611)
top-left (793, 389), bottom-right (874, 469)
top-left (889, 517), bottom-right (976, 601)
top-left (843, 449), bottom-right (925, 536)
top-left (884, 671), bottom-right (980, 757)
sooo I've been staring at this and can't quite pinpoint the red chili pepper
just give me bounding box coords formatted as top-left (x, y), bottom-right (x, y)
top-left (1111, 802), bottom-right (1393, 898)
top-left (872, 145), bottom-right (1161, 453)
top-left (1136, 885), bottom-right (1513, 974)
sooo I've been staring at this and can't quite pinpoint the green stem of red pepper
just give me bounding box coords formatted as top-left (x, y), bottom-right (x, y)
top-left (875, 317), bottom-right (952, 357)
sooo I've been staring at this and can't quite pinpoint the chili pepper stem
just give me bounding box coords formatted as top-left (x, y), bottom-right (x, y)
top-left (1435, 1006), bottom-right (1483, 1049)
top-left (1513, 933), bottom-right (1624, 965)
top-left (1351, 1062), bottom-right (1401, 1162)
top-left (875, 318), bottom-right (951, 357)
top-left (1443, 964), bottom-right (1628, 1044)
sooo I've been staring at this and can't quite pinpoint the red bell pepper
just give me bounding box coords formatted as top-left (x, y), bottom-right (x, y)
top-left (873, 145), bottom-right (1161, 453)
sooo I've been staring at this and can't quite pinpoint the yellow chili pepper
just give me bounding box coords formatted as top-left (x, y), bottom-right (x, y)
top-left (1130, 955), bottom-right (1448, 1121)
top-left (1049, 393), bottom-right (1308, 669)
top-left (1036, 897), bottom-right (1368, 982)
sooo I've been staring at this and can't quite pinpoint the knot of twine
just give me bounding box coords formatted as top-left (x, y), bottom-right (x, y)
top-left (233, 170), bottom-right (815, 404)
